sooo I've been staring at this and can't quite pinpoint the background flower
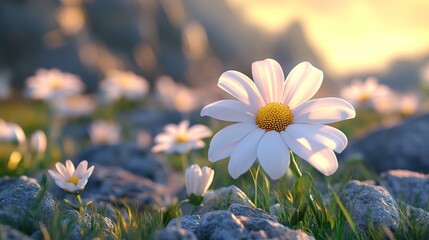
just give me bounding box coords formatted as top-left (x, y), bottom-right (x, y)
top-left (155, 76), bottom-right (199, 113)
top-left (202, 59), bottom-right (355, 179)
top-left (25, 69), bottom-right (85, 101)
top-left (100, 70), bottom-right (149, 101)
top-left (152, 120), bottom-right (212, 154)
top-left (89, 120), bottom-right (121, 145)
top-left (340, 77), bottom-right (393, 110)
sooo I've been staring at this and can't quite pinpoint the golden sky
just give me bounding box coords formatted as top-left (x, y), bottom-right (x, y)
top-left (227, 0), bottom-right (429, 77)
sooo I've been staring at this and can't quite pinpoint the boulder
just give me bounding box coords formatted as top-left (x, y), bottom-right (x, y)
top-left (379, 170), bottom-right (429, 209)
top-left (0, 178), bottom-right (55, 234)
top-left (340, 180), bottom-right (400, 232)
top-left (167, 215), bottom-right (201, 233)
top-left (343, 114), bottom-right (429, 173)
top-left (197, 210), bottom-right (245, 240)
top-left (196, 185), bottom-right (254, 214)
top-left (61, 210), bottom-right (115, 240)
top-left (0, 224), bottom-right (30, 240)
top-left (75, 143), bottom-right (170, 183)
top-left (79, 165), bottom-right (173, 210)
top-left (168, 204), bottom-right (314, 240)
top-left (152, 226), bottom-right (197, 240)
top-left (228, 203), bottom-right (277, 222)
top-left (0, 175), bottom-right (38, 192)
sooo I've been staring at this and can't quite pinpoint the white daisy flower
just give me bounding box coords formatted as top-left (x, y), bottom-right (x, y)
top-left (156, 76), bottom-right (199, 113)
top-left (185, 164), bottom-right (214, 196)
top-left (340, 77), bottom-right (393, 109)
top-left (25, 69), bottom-right (85, 101)
top-left (100, 70), bottom-right (149, 101)
top-left (152, 120), bottom-right (212, 154)
top-left (89, 120), bottom-right (121, 145)
top-left (201, 59), bottom-right (356, 179)
top-left (48, 160), bottom-right (94, 193)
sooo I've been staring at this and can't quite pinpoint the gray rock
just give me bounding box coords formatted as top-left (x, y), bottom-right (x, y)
top-left (80, 165), bottom-right (173, 210)
top-left (342, 114), bottom-right (429, 173)
top-left (198, 210), bottom-right (245, 240)
top-left (403, 205), bottom-right (429, 226)
top-left (379, 170), bottom-right (429, 209)
top-left (167, 215), bottom-right (201, 233)
top-left (228, 203), bottom-right (277, 222)
top-left (196, 185), bottom-right (254, 214)
top-left (152, 226), bottom-right (197, 240)
top-left (62, 210), bottom-right (115, 240)
top-left (340, 180), bottom-right (400, 232)
top-left (75, 143), bottom-right (170, 183)
top-left (0, 179), bottom-right (55, 234)
top-left (0, 224), bottom-right (30, 240)
top-left (238, 216), bottom-right (314, 240)
top-left (166, 205), bottom-right (314, 239)
top-left (0, 175), bottom-right (38, 192)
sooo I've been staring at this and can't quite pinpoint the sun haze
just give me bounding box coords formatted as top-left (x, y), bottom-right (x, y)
top-left (227, 0), bottom-right (429, 77)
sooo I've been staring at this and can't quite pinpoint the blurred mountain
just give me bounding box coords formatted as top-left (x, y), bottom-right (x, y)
top-left (183, 0), bottom-right (322, 74)
top-left (0, 0), bottom-right (425, 95)
top-left (339, 55), bottom-right (429, 93)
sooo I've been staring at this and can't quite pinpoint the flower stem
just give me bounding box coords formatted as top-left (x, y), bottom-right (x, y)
top-left (75, 194), bottom-right (83, 213)
top-left (180, 153), bottom-right (188, 171)
top-left (289, 152), bottom-right (319, 216)
top-left (250, 165), bottom-right (261, 207)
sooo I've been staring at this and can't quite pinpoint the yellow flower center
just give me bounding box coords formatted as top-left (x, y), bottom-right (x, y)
top-left (177, 135), bottom-right (188, 143)
top-left (256, 102), bottom-right (293, 132)
top-left (51, 79), bottom-right (62, 90)
top-left (359, 93), bottom-right (370, 103)
top-left (67, 177), bottom-right (80, 186)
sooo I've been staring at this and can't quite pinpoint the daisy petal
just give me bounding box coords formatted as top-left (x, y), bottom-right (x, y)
top-left (257, 131), bottom-right (290, 180)
top-left (55, 181), bottom-right (66, 189)
top-left (287, 124), bottom-right (348, 153)
top-left (218, 70), bottom-right (265, 108)
top-left (164, 124), bottom-right (178, 135)
top-left (48, 170), bottom-right (64, 182)
top-left (56, 162), bottom-right (71, 179)
top-left (252, 59), bottom-right (284, 103)
top-left (83, 165), bottom-right (95, 179)
top-left (76, 179), bottom-right (88, 190)
top-left (293, 97), bottom-right (356, 124)
top-left (281, 62), bottom-right (323, 108)
top-left (209, 143), bottom-right (237, 163)
top-left (64, 182), bottom-right (77, 193)
top-left (208, 123), bottom-right (258, 162)
top-left (65, 160), bottom-right (75, 176)
top-left (151, 143), bottom-right (172, 153)
top-left (178, 120), bottom-right (190, 136)
top-left (228, 128), bottom-right (265, 179)
top-left (305, 148), bottom-right (338, 176)
top-left (187, 125), bottom-right (213, 140)
top-left (201, 100), bottom-right (256, 123)
top-left (282, 131), bottom-right (338, 176)
top-left (75, 160), bottom-right (88, 177)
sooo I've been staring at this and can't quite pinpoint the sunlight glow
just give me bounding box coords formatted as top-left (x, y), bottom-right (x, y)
top-left (227, 0), bottom-right (429, 76)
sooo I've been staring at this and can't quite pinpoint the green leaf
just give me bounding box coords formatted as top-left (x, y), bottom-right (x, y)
top-left (292, 172), bottom-right (313, 209)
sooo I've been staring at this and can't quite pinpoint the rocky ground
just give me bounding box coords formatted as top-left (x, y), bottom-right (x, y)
top-left (1, 164), bottom-right (429, 239)
top-left (2, 116), bottom-right (429, 239)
